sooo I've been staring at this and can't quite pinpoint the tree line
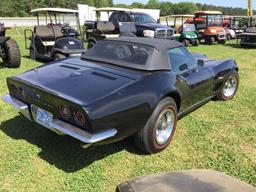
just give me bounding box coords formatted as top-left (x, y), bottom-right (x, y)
top-left (0, 0), bottom-right (254, 17)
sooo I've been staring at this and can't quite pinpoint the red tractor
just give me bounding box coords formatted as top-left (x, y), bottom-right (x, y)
top-left (194, 11), bottom-right (227, 45)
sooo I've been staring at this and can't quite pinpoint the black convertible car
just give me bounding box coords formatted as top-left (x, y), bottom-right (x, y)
top-left (2, 37), bottom-right (239, 154)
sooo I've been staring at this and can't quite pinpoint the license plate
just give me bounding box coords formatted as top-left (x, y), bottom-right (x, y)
top-left (36, 107), bottom-right (53, 127)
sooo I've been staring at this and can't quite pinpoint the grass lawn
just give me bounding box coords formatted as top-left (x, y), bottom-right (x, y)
top-left (0, 28), bottom-right (255, 192)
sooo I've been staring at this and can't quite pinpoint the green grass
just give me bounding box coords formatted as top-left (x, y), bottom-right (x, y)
top-left (0, 28), bottom-right (256, 192)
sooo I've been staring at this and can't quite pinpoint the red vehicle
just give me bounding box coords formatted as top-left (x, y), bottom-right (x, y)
top-left (194, 11), bottom-right (227, 45)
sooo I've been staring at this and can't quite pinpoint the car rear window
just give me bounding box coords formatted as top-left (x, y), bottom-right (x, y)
top-left (82, 41), bottom-right (154, 66)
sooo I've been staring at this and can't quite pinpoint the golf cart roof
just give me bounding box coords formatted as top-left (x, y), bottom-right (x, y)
top-left (224, 15), bottom-right (249, 18)
top-left (95, 7), bottom-right (131, 12)
top-left (31, 8), bottom-right (79, 14)
top-left (195, 11), bottom-right (223, 15)
top-left (166, 15), bottom-right (194, 18)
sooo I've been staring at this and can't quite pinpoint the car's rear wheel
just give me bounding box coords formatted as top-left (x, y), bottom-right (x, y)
top-left (216, 71), bottom-right (239, 100)
top-left (134, 97), bottom-right (177, 154)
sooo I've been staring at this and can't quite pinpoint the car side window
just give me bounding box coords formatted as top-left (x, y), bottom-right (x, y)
top-left (168, 47), bottom-right (197, 73)
top-left (110, 13), bottom-right (131, 22)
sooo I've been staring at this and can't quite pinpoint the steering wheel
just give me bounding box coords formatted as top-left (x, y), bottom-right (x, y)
top-left (114, 46), bottom-right (127, 59)
top-left (61, 25), bottom-right (72, 36)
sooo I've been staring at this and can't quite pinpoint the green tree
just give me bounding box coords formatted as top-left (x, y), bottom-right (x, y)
top-left (146, 0), bottom-right (159, 9)
top-left (131, 2), bottom-right (145, 9)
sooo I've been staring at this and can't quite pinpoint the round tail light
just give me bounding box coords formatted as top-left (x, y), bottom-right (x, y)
top-left (74, 110), bottom-right (86, 126)
top-left (9, 84), bottom-right (18, 96)
top-left (60, 105), bottom-right (70, 119)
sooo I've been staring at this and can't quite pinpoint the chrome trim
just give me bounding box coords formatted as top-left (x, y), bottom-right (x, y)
top-left (1, 94), bottom-right (118, 144)
top-left (1, 94), bottom-right (32, 121)
top-left (155, 28), bottom-right (173, 39)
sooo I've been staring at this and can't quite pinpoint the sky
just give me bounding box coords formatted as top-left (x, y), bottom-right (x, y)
top-left (113, 0), bottom-right (256, 9)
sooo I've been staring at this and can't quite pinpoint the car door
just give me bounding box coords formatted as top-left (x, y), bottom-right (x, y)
top-left (168, 47), bottom-right (214, 112)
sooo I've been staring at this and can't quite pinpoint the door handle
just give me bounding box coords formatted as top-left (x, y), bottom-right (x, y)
top-left (177, 75), bottom-right (187, 83)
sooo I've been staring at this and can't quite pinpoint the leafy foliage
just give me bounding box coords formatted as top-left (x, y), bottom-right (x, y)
top-left (0, 0), bottom-right (254, 17)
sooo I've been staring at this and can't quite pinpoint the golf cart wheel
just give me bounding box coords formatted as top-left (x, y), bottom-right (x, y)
top-left (205, 37), bottom-right (215, 45)
top-left (54, 53), bottom-right (66, 60)
top-left (216, 71), bottom-right (239, 101)
top-left (87, 41), bottom-right (95, 49)
top-left (134, 97), bottom-right (177, 154)
top-left (182, 39), bottom-right (190, 47)
top-left (3, 39), bottom-right (21, 68)
top-left (226, 34), bottom-right (231, 41)
top-left (192, 39), bottom-right (200, 46)
top-left (218, 39), bottom-right (226, 44)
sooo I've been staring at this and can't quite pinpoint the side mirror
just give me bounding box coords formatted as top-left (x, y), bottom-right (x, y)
top-left (197, 59), bottom-right (205, 66)
top-left (157, 19), bottom-right (160, 24)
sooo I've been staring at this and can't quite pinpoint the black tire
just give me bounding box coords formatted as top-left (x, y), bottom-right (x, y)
top-left (218, 39), bottom-right (226, 44)
top-left (216, 71), bottom-right (239, 101)
top-left (3, 39), bottom-right (21, 68)
top-left (54, 53), bottom-right (66, 60)
top-left (87, 41), bottom-right (95, 49)
top-left (205, 37), bottom-right (214, 45)
top-left (134, 97), bottom-right (178, 154)
top-left (192, 39), bottom-right (200, 46)
top-left (226, 34), bottom-right (231, 41)
top-left (182, 39), bottom-right (190, 47)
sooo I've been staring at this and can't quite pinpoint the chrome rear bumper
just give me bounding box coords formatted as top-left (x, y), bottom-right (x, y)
top-left (1, 94), bottom-right (117, 144)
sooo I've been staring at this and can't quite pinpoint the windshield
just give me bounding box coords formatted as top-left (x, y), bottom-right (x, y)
top-left (208, 15), bottom-right (222, 27)
top-left (37, 12), bottom-right (78, 27)
top-left (183, 24), bottom-right (196, 32)
top-left (82, 41), bottom-right (154, 67)
top-left (195, 14), bottom-right (223, 29)
top-left (133, 13), bottom-right (156, 24)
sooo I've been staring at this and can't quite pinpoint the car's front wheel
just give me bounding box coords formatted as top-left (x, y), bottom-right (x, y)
top-left (134, 97), bottom-right (177, 154)
top-left (216, 71), bottom-right (239, 100)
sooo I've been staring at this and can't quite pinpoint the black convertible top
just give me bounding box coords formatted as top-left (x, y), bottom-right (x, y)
top-left (82, 37), bottom-right (184, 71)
top-left (109, 37), bottom-right (183, 51)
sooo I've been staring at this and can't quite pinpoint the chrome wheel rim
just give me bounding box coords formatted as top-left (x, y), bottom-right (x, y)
top-left (223, 76), bottom-right (237, 98)
top-left (155, 108), bottom-right (175, 145)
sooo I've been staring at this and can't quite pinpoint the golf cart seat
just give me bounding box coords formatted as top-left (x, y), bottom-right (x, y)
top-left (96, 21), bottom-right (119, 38)
top-left (97, 21), bottom-right (115, 32)
top-left (35, 25), bottom-right (63, 41)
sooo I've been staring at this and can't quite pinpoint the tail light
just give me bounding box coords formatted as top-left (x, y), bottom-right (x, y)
top-left (60, 105), bottom-right (71, 119)
top-left (74, 110), bottom-right (86, 126)
top-left (9, 84), bottom-right (18, 96)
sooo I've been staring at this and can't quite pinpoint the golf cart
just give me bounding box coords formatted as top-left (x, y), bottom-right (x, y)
top-left (194, 11), bottom-right (227, 45)
top-left (240, 16), bottom-right (256, 47)
top-left (224, 16), bottom-right (250, 37)
top-left (164, 15), bottom-right (199, 46)
top-left (24, 8), bottom-right (86, 61)
top-left (0, 23), bottom-right (21, 68)
top-left (85, 7), bottom-right (174, 49)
